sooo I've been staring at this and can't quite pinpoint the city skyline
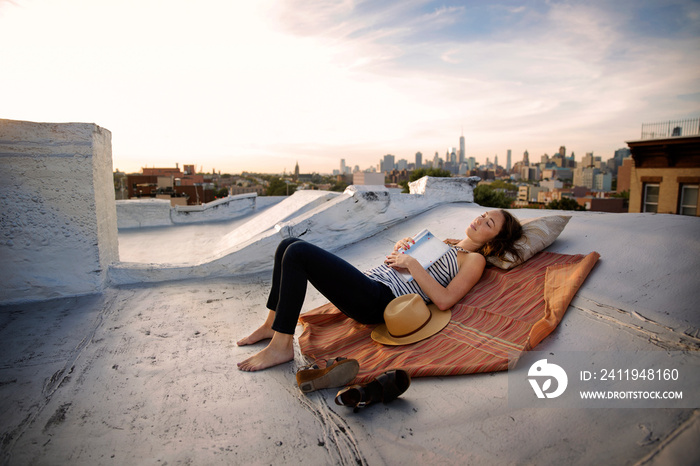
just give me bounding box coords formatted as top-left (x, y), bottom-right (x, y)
top-left (1, 0), bottom-right (699, 174)
top-left (128, 142), bottom-right (594, 176)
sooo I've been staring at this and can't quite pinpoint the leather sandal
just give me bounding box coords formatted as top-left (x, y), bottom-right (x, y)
top-left (296, 357), bottom-right (360, 393)
top-left (334, 369), bottom-right (411, 412)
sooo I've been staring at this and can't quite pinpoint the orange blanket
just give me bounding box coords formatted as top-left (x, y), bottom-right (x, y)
top-left (298, 251), bottom-right (600, 383)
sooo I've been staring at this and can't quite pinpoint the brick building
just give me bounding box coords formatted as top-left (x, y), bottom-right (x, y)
top-left (127, 164), bottom-right (215, 205)
top-left (626, 120), bottom-right (700, 216)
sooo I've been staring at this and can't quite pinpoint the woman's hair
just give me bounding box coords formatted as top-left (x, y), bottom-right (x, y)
top-left (478, 210), bottom-right (523, 262)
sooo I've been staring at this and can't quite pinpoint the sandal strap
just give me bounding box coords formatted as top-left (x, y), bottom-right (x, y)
top-left (335, 379), bottom-right (382, 411)
top-left (299, 356), bottom-right (347, 372)
top-left (298, 363), bottom-right (319, 372)
top-left (335, 385), bottom-right (362, 408)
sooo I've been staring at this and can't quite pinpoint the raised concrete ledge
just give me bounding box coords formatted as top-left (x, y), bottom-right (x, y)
top-left (274, 178), bottom-right (479, 248)
top-left (0, 119), bottom-right (118, 304)
top-left (116, 193), bottom-right (259, 229)
top-left (409, 175), bottom-right (480, 196)
top-left (108, 177), bottom-right (478, 285)
top-left (174, 193), bottom-right (256, 214)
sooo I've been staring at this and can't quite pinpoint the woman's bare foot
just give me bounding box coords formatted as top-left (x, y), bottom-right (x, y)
top-left (236, 324), bottom-right (275, 346)
top-left (237, 333), bottom-right (294, 372)
top-left (237, 310), bottom-right (276, 346)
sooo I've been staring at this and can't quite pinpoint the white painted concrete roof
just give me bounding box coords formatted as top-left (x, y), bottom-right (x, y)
top-left (1, 201), bottom-right (698, 465)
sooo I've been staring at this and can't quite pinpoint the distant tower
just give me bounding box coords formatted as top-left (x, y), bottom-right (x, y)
top-left (523, 150), bottom-right (529, 165)
top-left (459, 132), bottom-right (465, 165)
top-left (614, 148), bottom-right (630, 162)
top-left (381, 154), bottom-right (395, 173)
top-left (294, 161), bottom-right (299, 181)
top-left (494, 155), bottom-right (499, 168)
top-left (415, 151), bottom-right (422, 169)
top-left (447, 147), bottom-right (457, 164)
top-left (340, 159), bottom-right (346, 174)
top-left (506, 149), bottom-right (512, 171)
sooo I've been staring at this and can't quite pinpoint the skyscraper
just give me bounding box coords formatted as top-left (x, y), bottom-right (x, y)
top-left (459, 133), bottom-right (465, 165)
top-left (340, 159), bottom-right (346, 174)
top-left (614, 148), bottom-right (631, 162)
top-left (523, 150), bottom-right (530, 165)
top-left (381, 154), bottom-right (395, 173)
top-left (507, 149), bottom-right (512, 171)
top-left (448, 147), bottom-right (457, 164)
top-left (415, 152), bottom-right (422, 169)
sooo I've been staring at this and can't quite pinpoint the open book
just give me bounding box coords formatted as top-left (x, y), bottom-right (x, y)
top-left (395, 229), bottom-right (451, 282)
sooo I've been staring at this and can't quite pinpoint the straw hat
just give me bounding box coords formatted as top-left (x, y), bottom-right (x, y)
top-left (371, 294), bottom-right (451, 346)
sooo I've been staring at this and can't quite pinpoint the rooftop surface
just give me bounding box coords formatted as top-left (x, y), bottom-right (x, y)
top-left (1, 202), bottom-right (699, 465)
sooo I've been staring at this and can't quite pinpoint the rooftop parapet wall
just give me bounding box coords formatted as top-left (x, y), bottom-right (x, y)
top-left (116, 193), bottom-right (259, 229)
top-left (274, 178), bottom-right (479, 250)
top-left (408, 175), bottom-right (479, 197)
top-left (0, 119), bottom-right (118, 304)
top-left (108, 177), bottom-right (479, 285)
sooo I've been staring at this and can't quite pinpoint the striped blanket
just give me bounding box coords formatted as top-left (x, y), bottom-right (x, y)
top-left (298, 251), bottom-right (600, 383)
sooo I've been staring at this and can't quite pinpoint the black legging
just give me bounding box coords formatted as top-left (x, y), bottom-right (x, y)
top-left (267, 238), bottom-right (396, 335)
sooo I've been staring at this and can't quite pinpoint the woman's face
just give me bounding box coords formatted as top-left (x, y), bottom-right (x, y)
top-left (466, 210), bottom-right (505, 245)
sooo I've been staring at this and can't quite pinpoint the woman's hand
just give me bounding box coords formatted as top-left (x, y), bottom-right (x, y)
top-left (393, 237), bottom-right (415, 253)
top-left (384, 250), bottom-right (418, 272)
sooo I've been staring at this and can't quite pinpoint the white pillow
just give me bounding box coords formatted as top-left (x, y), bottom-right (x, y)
top-left (487, 215), bottom-right (571, 269)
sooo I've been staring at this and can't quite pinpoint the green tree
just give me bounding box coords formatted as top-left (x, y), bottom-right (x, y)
top-left (410, 167), bottom-right (452, 181)
top-left (330, 181), bottom-right (348, 192)
top-left (489, 179), bottom-right (518, 191)
top-left (473, 184), bottom-right (513, 208)
top-left (215, 188), bottom-right (229, 198)
top-left (546, 198), bottom-right (585, 211)
top-left (266, 177), bottom-right (296, 196)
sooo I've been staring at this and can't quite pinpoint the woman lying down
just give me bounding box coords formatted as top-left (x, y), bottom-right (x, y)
top-left (237, 210), bottom-right (523, 372)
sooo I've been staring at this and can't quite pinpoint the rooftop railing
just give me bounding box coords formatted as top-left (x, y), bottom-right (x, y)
top-left (640, 118), bottom-right (700, 140)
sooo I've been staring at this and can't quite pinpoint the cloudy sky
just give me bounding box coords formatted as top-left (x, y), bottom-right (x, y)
top-left (1, 0), bottom-right (699, 174)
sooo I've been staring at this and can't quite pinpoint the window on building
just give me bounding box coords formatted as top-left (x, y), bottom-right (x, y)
top-left (679, 184), bottom-right (698, 216)
top-left (643, 183), bottom-right (659, 213)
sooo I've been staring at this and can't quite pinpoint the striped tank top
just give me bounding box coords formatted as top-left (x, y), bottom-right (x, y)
top-left (363, 247), bottom-right (461, 302)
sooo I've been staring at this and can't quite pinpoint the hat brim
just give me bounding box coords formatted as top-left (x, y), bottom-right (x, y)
top-left (371, 304), bottom-right (451, 346)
